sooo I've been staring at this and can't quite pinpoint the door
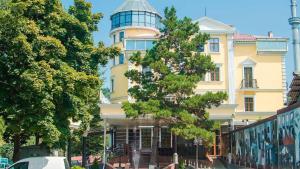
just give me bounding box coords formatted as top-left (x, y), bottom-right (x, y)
top-left (244, 67), bottom-right (253, 88)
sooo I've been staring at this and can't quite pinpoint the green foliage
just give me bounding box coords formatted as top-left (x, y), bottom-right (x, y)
top-left (101, 88), bottom-right (111, 99)
top-left (179, 159), bottom-right (186, 169)
top-left (0, 0), bottom-right (119, 160)
top-left (71, 166), bottom-right (85, 169)
top-left (0, 143), bottom-right (13, 159)
top-left (90, 159), bottom-right (100, 169)
top-left (0, 117), bottom-right (5, 145)
top-left (123, 7), bottom-right (227, 146)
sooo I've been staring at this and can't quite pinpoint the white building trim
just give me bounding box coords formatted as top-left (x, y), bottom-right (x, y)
top-left (227, 34), bottom-right (235, 104)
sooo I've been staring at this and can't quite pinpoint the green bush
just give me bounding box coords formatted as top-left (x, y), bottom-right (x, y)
top-left (71, 166), bottom-right (85, 169)
top-left (91, 159), bottom-right (100, 169)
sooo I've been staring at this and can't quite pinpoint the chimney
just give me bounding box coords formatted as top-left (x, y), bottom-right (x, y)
top-left (268, 31), bottom-right (273, 38)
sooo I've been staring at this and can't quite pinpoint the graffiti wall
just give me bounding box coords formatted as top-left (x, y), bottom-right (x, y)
top-left (230, 119), bottom-right (277, 168)
top-left (278, 108), bottom-right (300, 169)
top-left (223, 107), bottom-right (300, 169)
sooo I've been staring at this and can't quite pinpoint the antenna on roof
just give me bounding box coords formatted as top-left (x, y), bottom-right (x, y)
top-left (205, 7), bottom-right (207, 16)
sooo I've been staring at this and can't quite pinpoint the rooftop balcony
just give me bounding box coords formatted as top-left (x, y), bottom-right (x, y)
top-left (240, 79), bottom-right (258, 89)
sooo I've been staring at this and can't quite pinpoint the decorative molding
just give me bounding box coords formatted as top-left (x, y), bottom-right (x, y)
top-left (110, 26), bottom-right (160, 37)
top-left (240, 58), bottom-right (257, 66)
top-left (237, 89), bottom-right (285, 92)
top-left (281, 55), bottom-right (288, 104)
top-left (194, 17), bottom-right (236, 34)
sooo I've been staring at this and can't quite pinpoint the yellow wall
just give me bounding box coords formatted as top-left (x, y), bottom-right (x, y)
top-left (111, 64), bottom-right (128, 103)
top-left (234, 43), bottom-right (284, 112)
top-left (196, 34), bottom-right (229, 90)
top-left (110, 28), bottom-right (159, 103)
top-left (110, 26), bottom-right (286, 120)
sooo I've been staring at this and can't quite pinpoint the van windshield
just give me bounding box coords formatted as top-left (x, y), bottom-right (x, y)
top-left (8, 162), bottom-right (29, 169)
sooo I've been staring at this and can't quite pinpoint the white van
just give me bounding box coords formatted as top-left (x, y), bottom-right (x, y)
top-left (7, 157), bottom-right (70, 169)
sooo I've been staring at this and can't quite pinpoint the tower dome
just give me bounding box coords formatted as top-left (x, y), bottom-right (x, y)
top-left (111, 0), bottom-right (161, 31)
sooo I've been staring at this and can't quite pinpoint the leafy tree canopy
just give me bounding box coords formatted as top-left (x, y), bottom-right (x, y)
top-left (123, 7), bottom-right (227, 146)
top-left (0, 0), bottom-right (119, 161)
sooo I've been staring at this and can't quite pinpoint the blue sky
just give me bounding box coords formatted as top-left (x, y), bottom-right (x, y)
top-left (62, 0), bottom-right (294, 88)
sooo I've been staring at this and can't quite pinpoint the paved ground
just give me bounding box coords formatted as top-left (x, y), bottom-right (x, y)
top-left (211, 159), bottom-right (227, 169)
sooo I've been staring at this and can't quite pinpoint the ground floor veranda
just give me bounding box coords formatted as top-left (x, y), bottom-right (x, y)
top-left (100, 103), bottom-right (276, 168)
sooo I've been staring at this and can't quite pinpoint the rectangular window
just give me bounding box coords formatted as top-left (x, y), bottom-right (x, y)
top-left (244, 67), bottom-right (253, 88)
top-left (113, 34), bottom-right (116, 44)
top-left (113, 56), bottom-right (116, 66)
top-left (136, 40), bottom-right (145, 50)
top-left (138, 11), bottom-right (145, 26)
top-left (126, 40), bottom-right (155, 50)
top-left (132, 12), bottom-right (139, 25)
top-left (119, 54), bottom-right (124, 64)
top-left (119, 31), bottom-right (124, 42)
top-left (141, 128), bottom-right (152, 149)
top-left (245, 97), bottom-right (254, 112)
top-left (209, 38), bottom-right (220, 52)
top-left (160, 128), bottom-right (171, 148)
top-left (125, 11), bottom-right (132, 26)
top-left (210, 67), bottom-right (220, 81)
top-left (111, 79), bottom-right (114, 93)
top-left (120, 13), bottom-right (125, 27)
top-left (126, 40), bottom-right (135, 50)
top-left (145, 40), bottom-right (154, 50)
top-left (198, 44), bottom-right (204, 52)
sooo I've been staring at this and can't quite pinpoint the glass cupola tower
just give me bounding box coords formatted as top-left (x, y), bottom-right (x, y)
top-left (110, 0), bottom-right (161, 104)
top-left (111, 0), bottom-right (162, 31)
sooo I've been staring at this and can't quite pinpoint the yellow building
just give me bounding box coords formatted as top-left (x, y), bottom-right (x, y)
top-left (100, 0), bottom-right (288, 166)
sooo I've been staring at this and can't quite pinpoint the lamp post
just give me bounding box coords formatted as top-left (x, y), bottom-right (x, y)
top-left (194, 138), bottom-right (203, 169)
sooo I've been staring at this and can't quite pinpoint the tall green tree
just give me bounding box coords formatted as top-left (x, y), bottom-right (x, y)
top-left (122, 7), bottom-right (227, 166)
top-left (0, 0), bottom-right (118, 161)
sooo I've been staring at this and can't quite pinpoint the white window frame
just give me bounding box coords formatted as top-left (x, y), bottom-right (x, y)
top-left (208, 64), bottom-right (222, 82)
top-left (242, 65), bottom-right (254, 80)
top-left (244, 95), bottom-right (256, 112)
top-left (111, 78), bottom-right (115, 93)
top-left (209, 37), bottom-right (220, 53)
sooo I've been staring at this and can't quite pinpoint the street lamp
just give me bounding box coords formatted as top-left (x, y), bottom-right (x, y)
top-left (193, 138), bottom-right (203, 169)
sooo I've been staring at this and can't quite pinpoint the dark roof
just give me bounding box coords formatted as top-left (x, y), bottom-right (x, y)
top-left (288, 73), bottom-right (300, 106)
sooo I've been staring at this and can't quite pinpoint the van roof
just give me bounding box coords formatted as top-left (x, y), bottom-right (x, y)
top-left (18, 156), bottom-right (66, 162)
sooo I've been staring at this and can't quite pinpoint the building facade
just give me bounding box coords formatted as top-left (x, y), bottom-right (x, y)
top-left (100, 0), bottom-right (288, 166)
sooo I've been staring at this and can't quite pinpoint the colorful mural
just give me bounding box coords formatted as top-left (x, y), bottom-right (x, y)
top-left (230, 120), bottom-right (277, 168)
top-left (278, 108), bottom-right (300, 169)
top-left (223, 107), bottom-right (300, 169)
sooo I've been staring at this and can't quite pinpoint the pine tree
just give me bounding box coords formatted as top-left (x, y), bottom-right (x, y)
top-left (123, 7), bottom-right (227, 166)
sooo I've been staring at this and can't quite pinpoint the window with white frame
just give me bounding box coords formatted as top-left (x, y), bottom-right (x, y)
top-left (111, 79), bottom-right (115, 93)
top-left (113, 34), bottom-right (116, 44)
top-left (119, 54), bottom-right (124, 64)
top-left (209, 38), bottom-right (220, 52)
top-left (112, 56), bottom-right (116, 66)
top-left (119, 31), bottom-right (124, 42)
top-left (210, 67), bottom-right (220, 81)
top-left (244, 97), bottom-right (254, 112)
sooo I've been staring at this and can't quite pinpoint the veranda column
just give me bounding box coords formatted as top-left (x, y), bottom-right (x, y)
top-left (102, 120), bottom-right (107, 169)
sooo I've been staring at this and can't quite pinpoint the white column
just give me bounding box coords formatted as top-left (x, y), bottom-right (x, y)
top-left (281, 55), bottom-right (287, 104)
top-left (227, 34), bottom-right (236, 104)
top-left (139, 128), bottom-right (142, 150)
top-left (170, 132), bottom-right (173, 148)
top-left (102, 120), bottom-right (107, 169)
top-left (126, 127), bottom-right (129, 144)
top-left (151, 128), bottom-right (153, 148)
top-left (159, 128), bottom-right (162, 148)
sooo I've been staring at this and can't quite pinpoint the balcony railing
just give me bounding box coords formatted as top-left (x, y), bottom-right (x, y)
top-left (241, 79), bottom-right (258, 89)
